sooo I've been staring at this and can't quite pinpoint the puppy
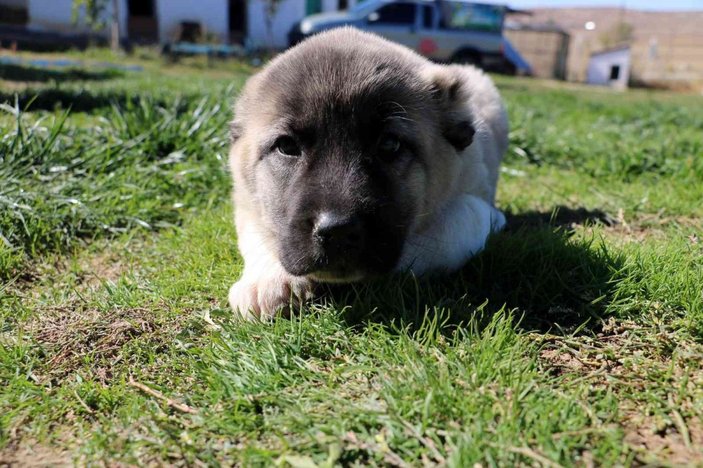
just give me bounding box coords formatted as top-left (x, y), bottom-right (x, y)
top-left (228, 28), bottom-right (508, 319)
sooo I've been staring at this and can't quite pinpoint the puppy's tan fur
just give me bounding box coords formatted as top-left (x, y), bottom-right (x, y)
top-left (228, 28), bottom-right (508, 319)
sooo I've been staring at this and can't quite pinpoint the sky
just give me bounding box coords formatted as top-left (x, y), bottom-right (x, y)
top-left (501, 0), bottom-right (703, 10)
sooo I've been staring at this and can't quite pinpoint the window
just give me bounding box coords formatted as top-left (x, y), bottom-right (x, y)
top-left (368, 3), bottom-right (416, 25)
top-left (338, 0), bottom-right (348, 10)
top-left (306, 0), bottom-right (322, 15)
top-left (422, 5), bottom-right (434, 29)
top-left (610, 65), bottom-right (621, 80)
top-left (440, 2), bottom-right (504, 32)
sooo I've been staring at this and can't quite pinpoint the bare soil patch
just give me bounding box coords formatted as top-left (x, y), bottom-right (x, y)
top-left (0, 440), bottom-right (73, 467)
top-left (625, 414), bottom-right (703, 466)
top-left (27, 302), bottom-right (179, 384)
top-left (537, 318), bottom-right (703, 465)
top-left (76, 251), bottom-right (129, 288)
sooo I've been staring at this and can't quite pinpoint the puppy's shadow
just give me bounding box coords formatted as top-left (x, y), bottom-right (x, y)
top-left (325, 206), bottom-right (623, 334)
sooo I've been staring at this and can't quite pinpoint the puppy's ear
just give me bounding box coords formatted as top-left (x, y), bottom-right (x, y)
top-left (230, 118), bottom-right (243, 143)
top-left (230, 91), bottom-right (250, 143)
top-left (426, 67), bottom-right (475, 151)
top-left (441, 116), bottom-right (475, 152)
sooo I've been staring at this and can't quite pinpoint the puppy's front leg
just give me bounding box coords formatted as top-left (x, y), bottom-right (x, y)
top-left (398, 195), bottom-right (506, 275)
top-left (229, 221), bottom-right (315, 320)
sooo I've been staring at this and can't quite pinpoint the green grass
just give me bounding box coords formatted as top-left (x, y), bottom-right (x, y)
top-left (1, 51), bottom-right (702, 466)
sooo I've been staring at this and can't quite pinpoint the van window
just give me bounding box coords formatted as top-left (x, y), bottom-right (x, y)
top-left (369, 2), bottom-right (416, 25)
top-left (422, 5), bottom-right (434, 29)
top-left (441, 2), bottom-right (504, 32)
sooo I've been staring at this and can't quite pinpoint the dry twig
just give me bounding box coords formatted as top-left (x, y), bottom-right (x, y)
top-left (128, 377), bottom-right (198, 415)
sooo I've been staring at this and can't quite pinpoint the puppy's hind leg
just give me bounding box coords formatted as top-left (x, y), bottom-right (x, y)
top-left (398, 195), bottom-right (505, 276)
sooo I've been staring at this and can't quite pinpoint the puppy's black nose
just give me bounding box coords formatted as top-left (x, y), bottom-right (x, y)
top-left (313, 212), bottom-right (364, 254)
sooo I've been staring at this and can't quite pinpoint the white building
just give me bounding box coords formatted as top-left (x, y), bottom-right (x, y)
top-left (586, 45), bottom-right (631, 89)
top-left (1, 0), bottom-right (361, 49)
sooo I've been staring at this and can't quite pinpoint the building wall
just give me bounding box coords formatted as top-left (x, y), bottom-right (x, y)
top-left (569, 30), bottom-right (703, 89)
top-left (505, 29), bottom-right (569, 79)
top-left (27, 0), bottom-right (226, 43)
top-left (22, 0), bottom-right (363, 48)
top-left (630, 34), bottom-right (703, 90)
top-left (28, 0), bottom-right (86, 32)
top-left (512, 8), bottom-right (703, 91)
top-left (27, 0), bottom-right (128, 37)
top-left (587, 48), bottom-right (630, 88)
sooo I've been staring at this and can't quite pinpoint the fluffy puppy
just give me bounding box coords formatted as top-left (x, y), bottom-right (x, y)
top-left (228, 28), bottom-right (508, 319)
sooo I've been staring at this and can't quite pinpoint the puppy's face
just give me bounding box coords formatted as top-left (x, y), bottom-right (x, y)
top-left (231, 33), bottom-right (474, 282)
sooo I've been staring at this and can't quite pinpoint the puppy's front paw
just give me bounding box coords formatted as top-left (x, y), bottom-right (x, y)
top-left (228, 279), bottom-right (262, 321)
top-left (228, 274), bottom-right (314, 320)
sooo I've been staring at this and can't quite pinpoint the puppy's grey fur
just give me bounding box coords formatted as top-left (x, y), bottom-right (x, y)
top-left (228, 28), bottom-right (508, 319)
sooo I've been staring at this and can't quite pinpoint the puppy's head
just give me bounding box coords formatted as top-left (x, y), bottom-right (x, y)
top-left (230, 28), bottom-right (475, 282)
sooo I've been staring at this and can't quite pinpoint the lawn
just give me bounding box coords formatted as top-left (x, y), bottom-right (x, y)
top-left (1, 49), bottom-right (702, 466)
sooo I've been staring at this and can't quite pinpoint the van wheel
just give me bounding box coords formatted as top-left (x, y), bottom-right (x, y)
top-left (452, 50), bottom-right (482, 68)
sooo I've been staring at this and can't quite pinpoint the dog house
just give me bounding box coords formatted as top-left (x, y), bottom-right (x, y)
top-left (587, 45), bottom-right (631, 89)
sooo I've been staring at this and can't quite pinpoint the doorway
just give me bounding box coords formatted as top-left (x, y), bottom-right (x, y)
top-left (229, 0), bottom-right (247, 44)
top-left (127, 0), bottom-right (158, 43)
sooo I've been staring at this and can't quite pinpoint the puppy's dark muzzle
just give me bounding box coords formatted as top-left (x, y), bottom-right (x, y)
top-left (279, 208), bottom-right (403, 280)
top-left (312, 212), bottom-right (365, 267)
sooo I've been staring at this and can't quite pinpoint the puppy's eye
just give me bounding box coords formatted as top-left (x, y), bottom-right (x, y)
top-left (378, 134), bottom-right (402, 157)
top-left (274, 136), bottom-right (302, 157)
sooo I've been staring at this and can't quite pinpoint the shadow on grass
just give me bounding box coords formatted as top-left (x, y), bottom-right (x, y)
top-left (0, 87), bottom-right (165, 113)
top-left (506, 206), bottom-right (617, 232)
top-left (0, 63), bottom-right (122, 83)
top-left (327, 206), bottom-right (623, 335)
